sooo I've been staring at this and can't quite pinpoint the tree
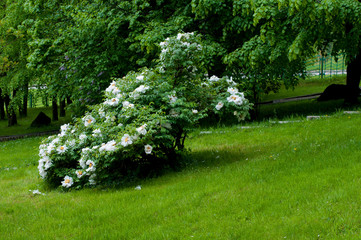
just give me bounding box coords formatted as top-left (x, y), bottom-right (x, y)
top-left (225, 0), bottom-right (361, 104)
top-left (0, 0), bottom-right (36, 126)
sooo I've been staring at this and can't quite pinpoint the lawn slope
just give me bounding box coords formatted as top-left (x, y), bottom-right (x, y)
top-left (1, 113), bottom-right (361, 239)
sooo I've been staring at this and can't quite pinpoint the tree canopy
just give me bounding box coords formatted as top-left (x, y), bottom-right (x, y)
top-left (1, 0), bottom-right (361, 123)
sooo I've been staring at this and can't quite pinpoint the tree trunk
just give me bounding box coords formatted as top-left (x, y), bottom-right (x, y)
top-left (345, 50), bottom-right (361, 105)
top-left (0, 88), bottom-right (5, 120)
top-left (59, 98), bottom-right (66, 117)
top-left (7, 90), bottom-right (17, 126)
top-left (66, 96), bottom-right (72, 105)
top-left (19, 83), bottom-right (28, 117)
top-left (52, 97), bottom-right (58, 121)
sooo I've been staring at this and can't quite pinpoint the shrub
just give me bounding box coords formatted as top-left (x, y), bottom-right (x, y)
top-left (38, 33), bottom-right (252, 189)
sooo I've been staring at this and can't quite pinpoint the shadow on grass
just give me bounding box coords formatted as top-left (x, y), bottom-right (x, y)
top-left (258, 98), bottom-right (360, 120)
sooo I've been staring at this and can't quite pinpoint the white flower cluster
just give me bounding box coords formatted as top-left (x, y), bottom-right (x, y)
top-left (39, 115), bottom-right (154, 188)
top-left (159, 32), bottom-right (202, 62)
top-left (226, 87), bottom-right (245, 106)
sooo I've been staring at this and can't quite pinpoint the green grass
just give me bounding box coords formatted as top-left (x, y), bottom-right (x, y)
top-left (0, 107), bottom-right (72, 136)
top-left (2, 112), bottom-right (361, 239)
top-left (261, 75), bottom-right (345, 102)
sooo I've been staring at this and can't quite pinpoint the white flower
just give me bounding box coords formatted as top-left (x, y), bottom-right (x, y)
top-left (51, 137), bottom-right (60, 145)
top-left (182, 42), bottom-right (191, 47)
top-left (112, 87), bottom-right (121, 95)
top-left (136, 75), bottom-right (144, 81)
top-left (79, 133), bottom-right (87, 141)
top-left (32, 189), bottom-right (42, 195)
top-left (79, 157), bottom-right (86, 169)
top-left (60, 124), bottom-right (70, 133)
top-left (57, 145), bottom-right (67, 155)
top-left (83, 115), bottom-right (96, 127)
top-left (61, 176), bottom-right (73, 188)
top-left (92, 129), bottom-right (102, 137)
top-left (105, 81), bottom-right (117, 93)
top-left (99, 140), bottom-right (117, 152)
top-left (192, 109), bottom-right (198, 114)
top-left (66, 140), bottom-right (76, 148)
top-left (168, 95), bottom-right (177, 104)
top-left (89, 174), bottom-right (96, 185)
top-left (99, 108), bottom-right (105, 118)
top-left (122, 101), bottom-right (130, 108)
top-left (47, 142), bottom-right (55, 154)
top-left (82, 147), bottom-right (91, 154)
top-left (121, 134), bottom-right (133, 147)
top-left (144, 144), bottom-right (153, 154)
top-left (39, 146), bottom-right (47, 158)
top-left (227, 87), bottom-right (239, 95)
top-left (43, 157), bottom-right (52, 170)
top-left (135, 185), bottom-right (142, 190)
top-left (128, 103), bottom-right (135, 108)
top-left (76, 170), bottom-right (85, 178)
top-left (227, 77), bottom-right (236, 85)
top-left (105, 97), bottom-right (119, 106)
top-left (86, 160), bottom-right (96, 172)
top-left (209, 75), bottom-right (219, 82)
top-left (136, 124), bottom-right (147, 135)
top-left (134, 85), bottom-right (149, 93)
top-left (227, 95), bottom-right (243, 105)
top-left (177, 33), bottom-right (183, 40)
top-left (215, 102), bottom-right (224, 110)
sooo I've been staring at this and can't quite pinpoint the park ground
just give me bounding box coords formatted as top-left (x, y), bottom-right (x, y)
top-left (2, 75), bottom-right (361, 239)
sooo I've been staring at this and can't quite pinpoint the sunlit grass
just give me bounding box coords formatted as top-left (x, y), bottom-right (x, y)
top-left (261, 75), bottom-right (345, 102)
top-left (2, 112), bottom-right (361, 239)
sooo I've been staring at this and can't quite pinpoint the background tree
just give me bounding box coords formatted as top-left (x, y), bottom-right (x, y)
top-left (224, 0), bottom-right (361, 105)
top-left (0, 0), bottom-right (35, 126)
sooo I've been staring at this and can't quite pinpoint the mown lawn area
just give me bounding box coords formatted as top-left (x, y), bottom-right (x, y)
top-left (1, 111), bottom-right (361, 239)
top-left (261, 75), bottom-right (345, 102)
top-left (0, 107), bottom-right (72, 136)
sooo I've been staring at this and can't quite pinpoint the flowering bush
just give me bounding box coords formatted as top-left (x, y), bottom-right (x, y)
top-left (38, 33), bottom-right (252, 189)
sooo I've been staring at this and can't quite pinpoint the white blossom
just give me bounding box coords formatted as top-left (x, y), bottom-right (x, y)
top-left (61, 176), bottom-right (73, 188)
top-left (168, 95), bottom-right (177, 104)
top-left (83, 115), bottom-right (96, 127)
top-left (227, 95), bottom-right (244, 105)
top-left (215, 102), bottom-right (224, 110)
top-left (136, 75), bottom-right (144, 81)
top-left (86, 160), bottom-right (96, 172)
top-left (79, 133), bottom-right (87, 141)
top-left (57, 145), bottom-right (67, 155)
top-left (134, 85), bottom-right (149, 93)
top-left (227, 87), bottom-right (239, 95)
top-left (121, 134), bottom-right (133, 147)
top-left (136, 124), bottom-right (147, 135)
top-left (76, 170), bottom-right (85, 178)
top-left (105, 81), bottom-right (117, 93)
top-left (209, 75), bottom-right (220, 82)
top-left (144, 144), bottom-right (153, 154)
top-left (105, 97), bottom-right (119, 106)
top-left (92, 129), bottom-right (102, 137)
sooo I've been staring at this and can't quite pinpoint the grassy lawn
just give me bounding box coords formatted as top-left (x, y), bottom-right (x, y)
top-left (261, 75), bottom-right (345, 102)
top-left (1, 111), bottom-right (361, 239)
top-left (0, 107), bottom-right (72, 136)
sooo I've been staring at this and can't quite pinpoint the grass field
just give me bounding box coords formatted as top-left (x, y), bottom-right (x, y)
top-left (261, 75), bottom-right (345, 102)
top-left (0, 107), bottom-right (72, 136)
top-left (1, 111), bottom-right (361, 239)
